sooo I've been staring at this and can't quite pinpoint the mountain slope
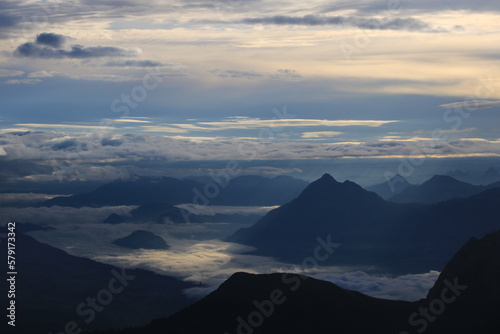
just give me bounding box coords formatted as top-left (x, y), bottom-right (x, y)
top-left (42, 175), bottom-right (308, 207)
top-left (366, 174), bottom-right (411, 199)
top-left (0, 227), bottom-right (194, 334)
top-left (227, 174), bottom-right (500, 274)
top-left (106, 272), bottom-right (414, 334)
top-left (389, 174), bottom-right (500, 204)
top-left (112, 230), bottom-right (170, 249)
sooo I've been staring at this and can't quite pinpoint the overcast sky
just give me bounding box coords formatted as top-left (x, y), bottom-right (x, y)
top-left (1, 0), bottom-right (500, 175)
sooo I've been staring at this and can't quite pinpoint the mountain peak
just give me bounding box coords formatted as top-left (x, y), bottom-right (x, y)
top-left (320, 173), bottom-right (336, 181)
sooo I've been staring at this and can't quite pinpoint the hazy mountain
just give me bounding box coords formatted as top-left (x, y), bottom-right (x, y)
top-left (446, 169), bottom-right (473, 183)
top-left (0, 227), bottom-right (194, 334)
top-left (103, 231), bottom-right (500, 334)
top-left (42, 176), bottom-right (200, 207)
top-left (42, 175), bottom-right (308, 208)
top-left (112, 230), bottom-right (170, 250)
top-left (482, 166), bottom-right (500, 184)
top-left (390, 174), bottom-right (500, 204)
top-left (227, 174), bottom-right (500, 274)
top-left (209, 175), bottom-right (309, 206)
top-left (366, 174), bottom-right (411, 199)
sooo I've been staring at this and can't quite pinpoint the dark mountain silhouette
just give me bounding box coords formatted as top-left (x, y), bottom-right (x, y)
top-left (227, 174), bottom-right (500, 274)
top-left (0, 227), bottom-right (194, 334)
top-left (103, 213), bottom-right (128, 224)
top-left (366, 173), bottom-right (411, 199)
top-left (41, 175), bottom-right (308, 207)
top-left (421, 230), bottom-right (500, 333)
top-left (102, 272), bottom-right (414, 334)
top-left (42, 176), bottom-right (200, 207)
top-left (101, 231), bottom-right (500, 334)
top-left (390, 174), bottom-right (500, 204)
top-left (112, 230), bottom-right (170, 250)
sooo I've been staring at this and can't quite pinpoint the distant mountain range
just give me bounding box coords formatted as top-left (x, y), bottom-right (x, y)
top-left (41, 175), bottom-right (308, 207)
top-left (366, 173), bottom-right (412, 199)
top-left (446, 166), bottom-right (500, 185)
top-left (102, 230), bottom-right (500, 334)
top-left (227, 173), bottom-right (500, 274)
top-left (388, 174), bottom-right (500, 204)
top-left (0, 227), bottom-right (195, 334)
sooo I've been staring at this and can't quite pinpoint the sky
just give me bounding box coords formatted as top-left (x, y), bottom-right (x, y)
top-left (1, 0), bottom-right (500, 183)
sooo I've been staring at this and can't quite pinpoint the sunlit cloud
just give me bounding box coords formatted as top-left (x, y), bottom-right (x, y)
top-left (440, 100), bottom-right (500, 110)
top-left (301, 131), bottom-right (344, 138)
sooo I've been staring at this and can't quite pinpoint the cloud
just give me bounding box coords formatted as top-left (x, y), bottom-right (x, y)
top-left (209, 69), bottom-right (264, 79)
top-left (36, 32), bottom-right (68, 48)
top-left (0, 68), bottom-right (23, 77)
top-left (104, 60), bottom-right (165, 67)
top-left (239, 15), bottom-right (443, 32)
top-left (270, 69), bottom-right (302, 80)
top-left (19, 215), bottom-right (439, 302)
top-left (14, 33), bottom-right (140, 59)
top-left (440, 100), bottom-right (500, 110)
top-left (27, 71), bottom-right (55, 78)
top-left (5, 78), bottom-right (41, 85)
top-left (301, 131), bottom-right (344, 139)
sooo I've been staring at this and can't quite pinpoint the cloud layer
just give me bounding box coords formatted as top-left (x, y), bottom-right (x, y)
top-left (15, 33), bottom-right (140, 59)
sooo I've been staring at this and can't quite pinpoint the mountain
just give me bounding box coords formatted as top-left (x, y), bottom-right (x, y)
top-left (209, 175), bottom-right (309, 206)
top-left (104, 272), bottom-right (414, 334)
top-left (389, 175), bottom-right (483, 204)
top-left (103, 231), bottom-right (500, 334)
top-left (482, 166), bottom-right (500, 184)
top-left (112, 230), bottom-right (170, 250)
top-left (390, 174), bottom-right (500, 204)
top-left (421, 230), bottom-right (500, 333)
top-left (41, 175), bottom-right (308, 208)
top-left (42, 176), bottom-right (200, 207)
top-left (0, 227), bottom-right (194, 334)
top-left (227, 174), bottom-right (500, 274)
top-left (446, 169), bottom-right (473, 183)
top-left (366, 174), bottom-right (411, 199)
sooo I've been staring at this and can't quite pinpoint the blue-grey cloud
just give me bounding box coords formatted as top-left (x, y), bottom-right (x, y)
top-left (240, 14), bottom-right (442, 32)
top-left (104, 60), bottom-right (164, 67)
top-left (209, 69), bottom-right (264, 79)
top-left (14, 33), bottom-right (140, 59)
top-left (35, 32), bottom-right (67, 48)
